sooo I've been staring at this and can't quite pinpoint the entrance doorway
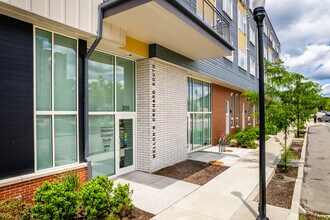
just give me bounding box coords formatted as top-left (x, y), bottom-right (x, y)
top-left (226, 101), bottom-right (230, 135)
top-left (115, 116), bottom-right (136, 176)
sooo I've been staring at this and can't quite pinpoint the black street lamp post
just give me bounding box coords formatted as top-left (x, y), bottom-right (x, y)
top-left (252, 0), bottom-right (268, 220)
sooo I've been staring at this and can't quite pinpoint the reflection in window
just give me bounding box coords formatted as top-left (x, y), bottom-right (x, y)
top-left (54, 34), bottom-right (77, 111)
top-left (89, 115), bottom-right (115, 177)
top-left (89, 51), bottom-right (114, 111)
top-left (116, 57), bottom-right (135, 112)
top-left (36, 29), bottom-right (52, 111)
top-left (35, 28), bottom-right (78, 171)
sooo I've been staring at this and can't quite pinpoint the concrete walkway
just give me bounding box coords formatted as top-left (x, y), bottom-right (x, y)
top-left (114, 171), bottom-right (200, 215)
top-left (114, 132), bottom-right (292, 219)
top-left (153, 133), bottom-right (290, 220)
top-left (301, 124), bottom-right (330, 214)
top-left (189, 146), bottom-right (253, 167)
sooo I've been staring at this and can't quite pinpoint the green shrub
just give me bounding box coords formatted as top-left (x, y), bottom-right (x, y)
top-left (245, 126), bottom-right (259, 140)
top-left (234, 131), bottom-right (257, 148)
top-left (32, 180), bottom-right (79, 220)
top-left (60, 171), bottom-right (80, 191)
top-left (0, 198), bottom-right (31, 220)
top-left (80, 176), bottom-right (114, 220)
top-left (228, 127), bottom-right (259, 148)
top-left (111, 183), bottom-right (134, 218)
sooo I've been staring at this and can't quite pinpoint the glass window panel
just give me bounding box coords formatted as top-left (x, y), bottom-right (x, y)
top-left (203, 82), bottom-right (210, 112)
top-left (36, 29), bottom-right (52, 111)
top-left (193, 114), bottom-right (203, 150)
top-left (203, 114), bottom-right (211, 146)
top-left (36, 115), bottom-right (52, 170)
top-left (89, 51), bottom-right (115, 112)
top-left (116, 57), bottom-right (135, 112)
top-left (193, 79), bottom-right (203, 112)
top-left (89, 115), bottom-right (115, 177)
top-left (119, 119), bottom-right (133, 168)
top-left (54, 115), bottom-right (77, 166)
top-left (54, 34), bottom-right (77, 111)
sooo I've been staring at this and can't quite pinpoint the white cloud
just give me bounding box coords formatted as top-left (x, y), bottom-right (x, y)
top-left (322, 84), bottom-right (330, 97)
top-left (266, 0), bottom-right (330, 95)
top-left (282, 44), bottom-right (330, 79)
top-left (266, 0), bottom-right (330, 56)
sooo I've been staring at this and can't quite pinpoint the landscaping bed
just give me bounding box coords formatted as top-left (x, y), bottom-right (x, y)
top-left (265, 165), bottom-right (298, 209)
top-left (154, 160), bottom-right (228, 185)
top-left (290, 139), bottom-right (304, 159)
top-left (299, 213), bottom-right (330, 220)
top-left (122, 208), bottom-right (154, 220)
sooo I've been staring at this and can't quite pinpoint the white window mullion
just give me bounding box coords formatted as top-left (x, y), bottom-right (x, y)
top-left (114, 56), bottom-right (117, 114)
top-left (51, 32), bottom-right (55, 168)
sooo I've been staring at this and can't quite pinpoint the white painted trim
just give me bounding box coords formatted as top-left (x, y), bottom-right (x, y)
top-left (0, 163), bottom-right (87, 188)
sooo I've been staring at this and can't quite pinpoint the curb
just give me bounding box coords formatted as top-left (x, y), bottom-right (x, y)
top-left (287, 126), bottom-right (309, 220)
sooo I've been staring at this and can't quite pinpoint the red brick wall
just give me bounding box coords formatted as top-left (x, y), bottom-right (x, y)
top-left (0, 167), bottom-right (87, 203)
top-left (212, 84), bottom-right (250, 146)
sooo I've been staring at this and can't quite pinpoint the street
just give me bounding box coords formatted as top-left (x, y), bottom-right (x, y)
top-left (301, 123), bottom-right (330, 214)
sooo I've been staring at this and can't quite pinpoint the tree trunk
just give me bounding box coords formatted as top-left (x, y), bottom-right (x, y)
top-left (297, 102), bottom-right (300, 138)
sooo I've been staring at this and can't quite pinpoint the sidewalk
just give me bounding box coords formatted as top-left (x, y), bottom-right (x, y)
top-left (153, 132), bottom-right (291, 220)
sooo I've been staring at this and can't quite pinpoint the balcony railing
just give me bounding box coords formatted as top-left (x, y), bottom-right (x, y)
top-left (178, 0), bottom-right (231, 43)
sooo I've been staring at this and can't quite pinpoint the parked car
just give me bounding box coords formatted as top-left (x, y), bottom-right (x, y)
top-left (318, 114), bottom-right (330, 122)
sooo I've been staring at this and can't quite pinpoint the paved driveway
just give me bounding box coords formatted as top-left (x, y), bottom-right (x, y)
top-left (301, 124), bottom-right (330, 214)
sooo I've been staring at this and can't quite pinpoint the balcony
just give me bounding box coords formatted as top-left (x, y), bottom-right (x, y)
top-left (179, 0), bottom-right (231, 43)
top-left (102, 0), bottom-right (233, 60)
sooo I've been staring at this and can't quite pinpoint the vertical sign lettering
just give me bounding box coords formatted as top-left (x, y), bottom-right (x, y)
top-left (151, 64), bottom-right (156, 158)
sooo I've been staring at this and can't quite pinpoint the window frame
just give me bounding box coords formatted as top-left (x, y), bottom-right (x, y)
top-left (238, 11), bottom-right (247, 35)
top-left (187, 77), bottom-right (212, 151)
top-left (238, 49), bottom-right (247, 70)
top-left (230, 93), bottom-right (235, 128)
top-left (249, 24), bottom-right (255, 45)
top-left (250, 55), bottom-right (256, 76)
top-left (223, 0), bottom-right (233, 19)
top-left (34, 26), bottom-right (79, 172)
top-left (235, 94), bottom-right (240, 127)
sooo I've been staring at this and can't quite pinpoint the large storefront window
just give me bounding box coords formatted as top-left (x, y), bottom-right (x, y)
top-left (35, 28), bottom-right (78, 171)
top-left (187, 77), bottom-right (212, 151)
top-left (116, 57), bottom-right (135, 112)
top-left (88, 51), bottom-right (135, 177)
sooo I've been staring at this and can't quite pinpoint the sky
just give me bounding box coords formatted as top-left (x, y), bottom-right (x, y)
top-left (265, 0), bottom-right (330, 97)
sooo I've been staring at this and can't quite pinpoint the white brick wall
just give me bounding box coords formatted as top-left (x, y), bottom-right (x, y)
top-left (136, 58), bottom-right (188, 173)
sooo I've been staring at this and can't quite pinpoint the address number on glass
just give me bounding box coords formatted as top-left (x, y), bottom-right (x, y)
top-left (122, 105), bottom-right (130, 111)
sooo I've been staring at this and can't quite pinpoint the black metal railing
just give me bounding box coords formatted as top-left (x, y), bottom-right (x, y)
top-left (178, 0), bottom-right (231, 43)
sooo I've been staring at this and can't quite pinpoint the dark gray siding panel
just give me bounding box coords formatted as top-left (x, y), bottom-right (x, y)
top-left (0, 14), bottom-right (34, 179)
top-left (150, 43), bottom-right (259, 91)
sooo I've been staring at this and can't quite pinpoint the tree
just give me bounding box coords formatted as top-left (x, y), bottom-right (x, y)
top-left (289, 73), bottom-right (322, 137)
top-left (243, 59), bottom-right (323, 170)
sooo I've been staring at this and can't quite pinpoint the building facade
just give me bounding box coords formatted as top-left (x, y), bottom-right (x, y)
top-left (0, 0), bottom-right (280, 202)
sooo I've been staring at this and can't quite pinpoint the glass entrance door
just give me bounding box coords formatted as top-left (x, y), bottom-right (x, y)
top-left (116, 116), bottom-right (135, 175)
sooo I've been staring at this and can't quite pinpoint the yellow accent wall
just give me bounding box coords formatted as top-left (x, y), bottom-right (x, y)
top-left (121, 36), bottom-right (149, 58)
top-left (197, 0), bottom-right (216, 25)
top-left (237, 0), bottom-right (247, 51)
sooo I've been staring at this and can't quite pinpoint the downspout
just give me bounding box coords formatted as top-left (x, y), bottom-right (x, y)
top-left (84, 0), bottom-right (124, 180)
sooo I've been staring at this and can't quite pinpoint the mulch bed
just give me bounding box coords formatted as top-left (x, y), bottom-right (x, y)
top-left (122, 208), bottom-right (154, 220)
top-left (75, 208), bottom-right (154, 220)
top-left (290, 140), bottom-right (303, 159)
top-left (265, 165), bottom-right (298, 209)
top-left (154, 160), bottom-right (228, 185)
top-left (299, 213), bottom-right (330, 220)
